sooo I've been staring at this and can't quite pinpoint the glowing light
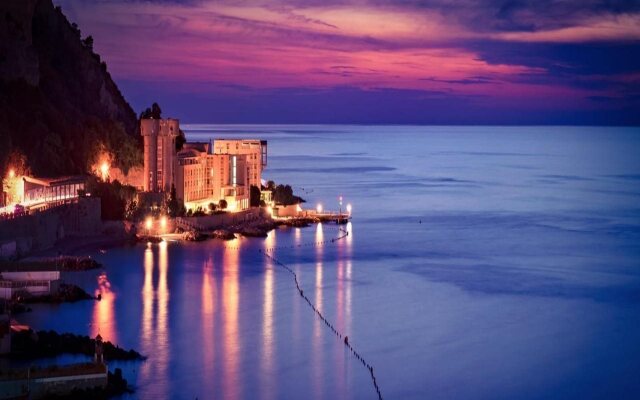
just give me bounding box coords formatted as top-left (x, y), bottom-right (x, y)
top-left (100, 161), bottom-right (110, 181)
top-left (316, 203), bottom-right (323, 213)
top-left (8, 169), bottom-right (15, 179)
top-left (346, 203), bottom-right (352, 214)
top-left (145, 217), bottom-right (153, 231)
top-left (266, 206), bottom-right (273, 217)
top-left (160, 216), bottom-right (167, 230)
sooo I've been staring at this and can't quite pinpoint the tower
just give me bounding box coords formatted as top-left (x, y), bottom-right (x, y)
top-left (141, 118), bottom-right (179, 192)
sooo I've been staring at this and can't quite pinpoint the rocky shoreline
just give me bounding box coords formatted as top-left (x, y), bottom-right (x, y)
top-left (21, 283), bottom-right (95, 304)
top-left (180, 215), bottom-right (321, 242)
top-left (8, 330), bottom-right (145, 361)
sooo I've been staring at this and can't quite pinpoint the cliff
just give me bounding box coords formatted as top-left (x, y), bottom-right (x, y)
top-left (0, 0), bottom-right (141, 177)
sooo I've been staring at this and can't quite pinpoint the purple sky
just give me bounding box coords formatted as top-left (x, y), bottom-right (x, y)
top-left (57, 0), bottom-right (640, 124)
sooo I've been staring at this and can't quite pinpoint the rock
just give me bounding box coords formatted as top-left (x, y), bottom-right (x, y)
top-left (212, 229), bottom-right (235, 240)
top-left (184, 230), bottom-right (207, 241)
top-left (239, 227), bottom-right (268, 238)
top-left (136, 235), bottom-right (162, 243)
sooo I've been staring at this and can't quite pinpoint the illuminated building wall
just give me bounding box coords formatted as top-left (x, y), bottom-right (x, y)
top-left (22, 176), bottom-right (85, 204)
top-left (175, 149), bottom-right (249, 211)
top-left (212, 139), bottom-right (267, 188)
top-left (140, 118), bottom-right (179, 193)
top-left (140, 119), bottom-right (266, 211)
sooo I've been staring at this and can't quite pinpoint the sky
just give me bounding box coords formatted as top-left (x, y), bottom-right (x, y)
top-left (56, 0), bottom-right (640, 125)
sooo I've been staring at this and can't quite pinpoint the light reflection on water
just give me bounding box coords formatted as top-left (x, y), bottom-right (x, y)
top-left (261, 231), bottom-right (276, 400)
top-left (91, 273), bottom-right (116, 343)
top-left (313, 223), bottom-right (325, 399)
top-left (223, 241), bottom-right (241, 400)
top-left (139, 246), bottom-right (154, 386)
top-left (200, 254), bottom-right (215, 395)
top-left (138, 242), bottom-right (170, 396)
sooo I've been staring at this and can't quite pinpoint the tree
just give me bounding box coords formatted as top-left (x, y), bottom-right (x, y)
top-left (86, 177), bottom-right (136, 220)
top-left (219, 199), bottom-right (228, 210)
top-left (151, 103), bottom-right (162, 119)
top-left (167, 184), bottom-right (182, 218)
top-left (140, 102), bottom-right (162, 119)
top-left (176, 129), bottom-right (186, 151)
top-left (250, 185), bottom-right (261, 207)
top-left (273, 184), bottom-right (304, 206)
top-left (208, 202), bottom-right (217, 213)
top-left (82, 35), bottom-right (94, 51)
top-left (265, 180), bottom-right (275, 191)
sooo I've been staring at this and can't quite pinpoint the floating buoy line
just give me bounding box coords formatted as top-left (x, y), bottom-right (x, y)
top-left (260, 227), bottom-right (383, 400)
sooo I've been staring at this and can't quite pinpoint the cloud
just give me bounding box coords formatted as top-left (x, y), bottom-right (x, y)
top-left (54, 0), bottom-right (640, 123)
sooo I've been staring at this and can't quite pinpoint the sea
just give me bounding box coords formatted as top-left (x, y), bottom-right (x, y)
top-left (17, 125), bottom-right (640, 399)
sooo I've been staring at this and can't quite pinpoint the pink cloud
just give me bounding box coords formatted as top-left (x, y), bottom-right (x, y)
top-left (55, 0), bottom-right (632, 104)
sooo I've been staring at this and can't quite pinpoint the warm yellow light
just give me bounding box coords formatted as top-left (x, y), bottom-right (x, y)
top-left (100, 162), bottom-right (109, 181)
top-left (145, 217), bottom-right (153, 231)
top-left (316, 203), bottom-right (323, 213)
top-left (346, 203), bottom-right (352, 214)
top-left (160, 216), bottom-right (167, 230)
top-left (8, 169), bottom-right (15, 179)
top-left (266, 206), bottom-right (273, 217)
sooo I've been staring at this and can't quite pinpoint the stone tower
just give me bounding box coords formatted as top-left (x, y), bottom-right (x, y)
top-left (140, 118), bottom-right (179, 192)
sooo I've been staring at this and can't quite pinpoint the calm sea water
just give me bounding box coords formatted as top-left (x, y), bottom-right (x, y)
top-left (19, 126), bottom-right (640, 399)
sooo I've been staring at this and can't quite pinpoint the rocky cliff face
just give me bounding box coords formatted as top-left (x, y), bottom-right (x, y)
top-left (0, 0), bottom-right (141, 177)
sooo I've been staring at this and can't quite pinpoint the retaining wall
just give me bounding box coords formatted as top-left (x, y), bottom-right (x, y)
top-left (0, 198), bottom-right (101, 258)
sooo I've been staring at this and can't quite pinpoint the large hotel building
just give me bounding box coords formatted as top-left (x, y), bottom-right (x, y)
top-left (140, 118), bottom-right (267, 211)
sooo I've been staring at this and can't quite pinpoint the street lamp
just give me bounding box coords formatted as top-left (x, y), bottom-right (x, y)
top-left (160, 216), bottom-right (167, 231)
top-left (8, 169), bottom-right (15, 179)
top-left (100, 162), bottom-right (109, 181)
top-left (316, 203), bottom-right (323, 214)
top-left (346, 203), bottom-right (352, 215)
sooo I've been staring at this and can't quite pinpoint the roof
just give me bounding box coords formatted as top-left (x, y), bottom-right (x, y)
top-left (183, 142), bottom-right (208, 152)
top-left (23, 175), bottom-right (87, 187)
top-left (213, 139), bottom-right (265, 144)
top-left (177, 149), bottom-right (202, 159)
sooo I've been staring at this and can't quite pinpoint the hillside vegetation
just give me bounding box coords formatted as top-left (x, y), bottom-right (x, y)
top-left (0, 0), bottom-right (141, 178)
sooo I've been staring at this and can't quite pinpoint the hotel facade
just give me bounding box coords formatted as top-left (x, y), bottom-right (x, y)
top-left (140, 118), bottom-right (267, 212)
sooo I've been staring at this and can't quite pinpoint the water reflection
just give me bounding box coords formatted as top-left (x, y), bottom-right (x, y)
top-left (262, 231), bottom-right (276, 400)
top-left (139, 242), bottom-right (170, 395)
top-left (91, 273), bottom-right (116, 343)
top-left (313, 223), bottom-right (324, 399)
top-left (346, 221), bottom-right (353, 250)
top-left (294, 227), bottom-right (301, 247)
top-left (141, 246), bottom-right (153, 355)
top-left (201, 255), bottom-right (216, 389)
top-left (222, 240), bottom-right (241, 400)
top-left (157, 240), bottom-right (169, 374)
top-left (345, 222), bottom-right (353, 335)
